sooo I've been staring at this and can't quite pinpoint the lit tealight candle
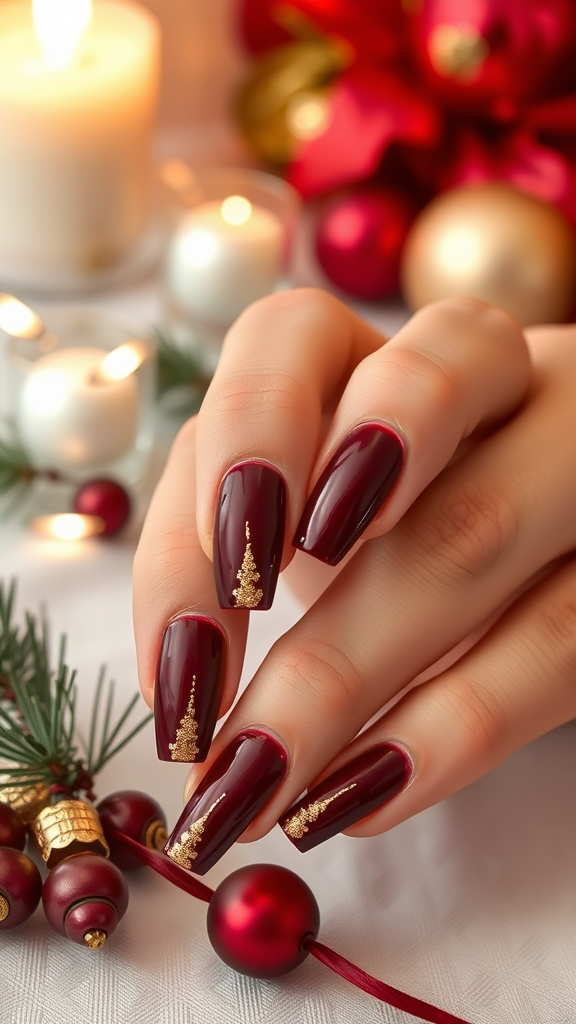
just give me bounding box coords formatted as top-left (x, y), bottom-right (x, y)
top-left (0, 0), bottom-right (160, 284)
top-left (0, 294), bottom-right (43, 340)
top-left (17, 344), bottom-right (143, 472)
top-left (165, 194), bottom-right (285, 326)
top-left (29, 513), bottom-right (105, 541)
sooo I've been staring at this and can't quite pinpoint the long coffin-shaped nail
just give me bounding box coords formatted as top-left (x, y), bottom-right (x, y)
top-left (279, 744), bottom-right (410, 853)
top-left (155, 616), bottom-right (225, 764)
top-left (293, 423), bottom-right (404, 566)
top-left (164, 729), bottom-right (287, 875)
top-left (214, 462), bottom-right (286, 611)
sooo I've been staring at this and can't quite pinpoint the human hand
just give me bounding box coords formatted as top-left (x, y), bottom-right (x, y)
top-left (134, 290), bottom-right (576, 875)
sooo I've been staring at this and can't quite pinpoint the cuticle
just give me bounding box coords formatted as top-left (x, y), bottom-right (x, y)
top-left (163, 610), bottom-right (229, 646)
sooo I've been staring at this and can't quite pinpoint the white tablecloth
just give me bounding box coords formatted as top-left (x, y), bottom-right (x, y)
top-left (1, 276), bottom-right (576, 1024)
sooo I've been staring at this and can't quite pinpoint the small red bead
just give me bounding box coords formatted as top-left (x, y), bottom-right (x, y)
top-left (42, 854), bottom-right (129, 942)
top-left (207, 864), bottom-right (320, 979)
top-left (96, 790), bottom-right (167, 871)
top-left (73, 479), bottom-right (131, 537)
top-left (0, 848), bottom-right (43, 929)
top-left (0, 803), bottom-right (27, 850)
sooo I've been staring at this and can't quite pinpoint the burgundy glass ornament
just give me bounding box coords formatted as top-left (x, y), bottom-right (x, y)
top-left (207, 864), bottom-right (320, 979)
top-left (42, 853), bottom-right (129, 948)
top-left (73, 479), bottom-right (131, 537)
top-left (96, 790), bottom-right (167, 871)
top-left (0, 848), bottom-right (42, 929)
top-left (315, 187), bottom-right (415, 299)
top-left (0, 802), bottom-right (27, 850)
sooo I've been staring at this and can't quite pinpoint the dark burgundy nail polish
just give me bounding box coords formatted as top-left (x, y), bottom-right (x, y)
top-left (214, 462), bottom-right (286, 611)
top-left (164, 729), bottom-right (287, 875)
top-left (155, 616), bottom-right (226, 764)
top-left (293, 423), bottom-right (404, 565)
top-left (279, 743), bottom-right (410, 853)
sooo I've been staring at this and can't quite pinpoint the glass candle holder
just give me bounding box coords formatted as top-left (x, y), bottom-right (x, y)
top-left (6, 306), bottom-right (157, 499)
top-left (161, 166), bottom-right (301, 370)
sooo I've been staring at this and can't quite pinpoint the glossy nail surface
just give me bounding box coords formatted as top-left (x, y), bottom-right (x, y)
top-left (294, 423), bottom-right (404, 565)
top-left (165, 729), bottom-right (287, 875)
top-left (279, 744), bottom-right (410, 853)
top-left (155, 616), bottom-right (225, 764)
top-left (214, 462), bottom-right (286, 611)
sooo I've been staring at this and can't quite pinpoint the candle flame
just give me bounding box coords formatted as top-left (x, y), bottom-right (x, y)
top-left (93, 340), bottom-right (148, 384)
top-left (0, 294), bottom-right (43, 340)
top-left (29, 514), bottom-right (105, 541)
top-left (33, 0), bottom-right (92, 71)
top-left (221, 196), bottom-right (252, 227)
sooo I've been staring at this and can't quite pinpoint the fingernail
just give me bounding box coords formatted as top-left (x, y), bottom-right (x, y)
top-left (293, 423), bottom-right (404, 565)
top-left (155, 616), bottom-right (226, 764)
top-left (164, 729), bottom-right (287, 875)
top-left (279, 743), bottom-right (410, 853)
top-left (214, 462), bottom-right (286, 611)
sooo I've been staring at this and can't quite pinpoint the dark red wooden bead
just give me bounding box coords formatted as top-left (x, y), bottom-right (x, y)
top-left (207, 864), bottom-right (320, 978)
top-left (0, 848), bottom-right (42, 929)
top-left (42, 853), bottom-right (128, 947)
top-left (0, 803), bottom-right (27, 850)
top-left (96, 790), bottom-right (167, 871)
top-left (73, 479), bottom-right (131, 537)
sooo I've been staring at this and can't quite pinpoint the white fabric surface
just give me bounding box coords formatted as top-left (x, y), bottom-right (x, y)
top-left (1, 281), bottom-right (576, 1024)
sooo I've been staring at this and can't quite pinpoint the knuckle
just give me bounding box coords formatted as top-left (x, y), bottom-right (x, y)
top-left (422, 483), bottom-right (519, 584)
top-left (273, 637), bottom-right (364, 723)
top-left (435, 673), bottom-right (511, 759)
top-left (207, 367), bottom-right (310, 421)
top-left (237, 286), bottom-right (338, 327)
top-left (534, 594), bottom-right (576, 678)
top-left (382, 345), bottom-right (460, 414)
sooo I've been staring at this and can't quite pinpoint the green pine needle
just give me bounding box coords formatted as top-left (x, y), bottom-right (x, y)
top-left (0, 421), bottom-right (35, 517)
top-left (0, 579), bottom-right (152, 796)
top-left (156, 328), bottom-right (213, 417)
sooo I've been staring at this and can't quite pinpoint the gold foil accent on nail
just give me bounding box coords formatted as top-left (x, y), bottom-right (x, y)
top-left (0, 893), bottom-right (10, 922)
top-left (33, 799), bottom-right (110, 868)
top-left (144, 819), bottom-right (167, 851)
top-left (169, 676), bottom-right (199, 762)
top-left (232, 522), bottom-right (264, 609)
top-left (84, 930), bottom-right (107, 949)
top-left (167, 793), bottom-right (226, 869)
top-left (282, 784), bottom-right (357, 840)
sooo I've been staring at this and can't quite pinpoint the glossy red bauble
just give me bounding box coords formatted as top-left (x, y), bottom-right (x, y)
top-left (207, 864), bottom-right (320, 979)
top-left (0, 848), bottom-right (42, 929)
top-left (315, 187), bottom-right (415, 299)
top-left (408, 0), bottom-right (576, 115)
top-left (42, 853), bottom-right (129, 947)
top-left (73, 479), bottom-right (131, 537)
top-left (96, 790), bottom-right (167, 871)
top-left (0, 802), bottom-right (27, 850)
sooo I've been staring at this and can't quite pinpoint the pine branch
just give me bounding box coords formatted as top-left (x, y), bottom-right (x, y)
top-left (0, 421), bottom-right (35, 516)
top-left (0, 579), bottom-right (152, 797)
top-left (156, 328), bottom-right (213, 417)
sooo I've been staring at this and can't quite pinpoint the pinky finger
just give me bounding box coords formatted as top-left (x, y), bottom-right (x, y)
top-left (279, 557), bottom-right (576, 850)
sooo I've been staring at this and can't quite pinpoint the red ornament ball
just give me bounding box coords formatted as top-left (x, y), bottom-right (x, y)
top-left (73, 479), bottom-right (131, 537)
top-left (42, 853), bottom-right (129, 948)
top-left (0, 848), bottom-right (42, 929)
top-left (315, 187), bottom-right (415, 300)
top-left (96, 790), bottom-right (167, 871)
top-left (0, 802), bottom-right (27, 851)
top-left (409, 0), bottom-right (576, 115)
top-left (207, 864), bottom-right (320, 979)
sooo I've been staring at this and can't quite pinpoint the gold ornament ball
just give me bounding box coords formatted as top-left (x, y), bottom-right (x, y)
top-left (401, 183), bottom-right (576, 326)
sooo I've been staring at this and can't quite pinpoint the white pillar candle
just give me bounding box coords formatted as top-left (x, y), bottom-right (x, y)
top-left (17, 347), bottom-right (139, 471)
top-left (0, 0), bottom-right (160, 283)
top-left (165, 195), bottom-right (285, 326)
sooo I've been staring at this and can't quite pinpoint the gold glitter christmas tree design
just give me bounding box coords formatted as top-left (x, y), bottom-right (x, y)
top-left (168, 676), bottom-right (199, 762)
top-left (232, 522), bottom-right (263, 609)
top-left (167, 794), bottom-right (226, 869)
top-left (282, 784), bottom-right (357, 840)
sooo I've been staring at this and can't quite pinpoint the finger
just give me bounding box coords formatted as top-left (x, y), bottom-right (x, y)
top-left (294, 297), bottom-right (529, 565)
top-left (195, 288), bottom-right (386, 608)
top-left (282, 554), bottom-right (576, 848)
top-left (133, 417), bottom-right (249, 763)
top-left (163, 335), bottom-right (576, 872)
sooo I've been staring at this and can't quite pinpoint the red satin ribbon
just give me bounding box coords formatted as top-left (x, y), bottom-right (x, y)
top-left (113, 829), bottom-right (473, 1024)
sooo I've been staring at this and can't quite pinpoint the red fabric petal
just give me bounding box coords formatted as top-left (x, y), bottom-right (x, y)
top-left (288, 68), bottom-right (441, 197)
